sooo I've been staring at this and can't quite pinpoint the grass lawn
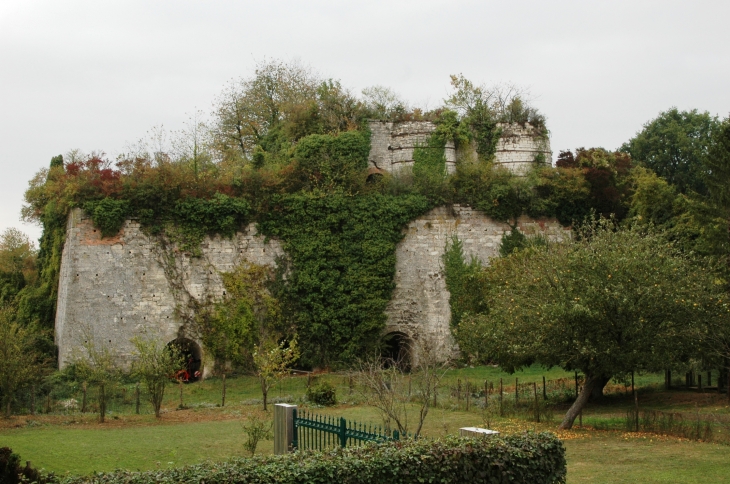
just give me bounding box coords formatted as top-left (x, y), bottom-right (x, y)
top-left (2, 366), bottom-right (728, 481)
top-left (565, 433), bottom-right (730, 483)
top-left (1, 418), bottom-right (266, 475)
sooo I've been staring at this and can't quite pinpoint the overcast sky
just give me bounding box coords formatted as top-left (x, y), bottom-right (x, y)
top-left (2, 0), bottom-right (729, 242)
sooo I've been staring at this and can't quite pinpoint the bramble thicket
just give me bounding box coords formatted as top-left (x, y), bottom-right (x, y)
top-left (4, 60), bottom-right (730, 379)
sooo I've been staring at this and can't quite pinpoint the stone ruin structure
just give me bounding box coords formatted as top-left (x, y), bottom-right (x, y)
top-left (367, 120), bottom-right (551, 175)
top-left (55, 121), bottom-right (562, 372)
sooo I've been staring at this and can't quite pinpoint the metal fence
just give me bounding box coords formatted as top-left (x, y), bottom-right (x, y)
top-left (292, 408), bottom-right (399, 451)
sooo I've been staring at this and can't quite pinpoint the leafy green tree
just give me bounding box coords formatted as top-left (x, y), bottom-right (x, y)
top-left (253, 336), bottom-right (299, 411)
top-left (457, 220), bottom-right (729, 429)
top-left (73, 336), bottom-right (119, 423)
top-left (622, 108), bottom-right (719, 194)
top-left (201, 262), bottom-right (286, 370)
top-left (130, 335), bottom-right (185, 418)
top-left (0, 306), bottom-right (46, 417)
top-left (704, 116), bottom-right (730, 211)
top-left (0, 229), bottom-right (37, 306)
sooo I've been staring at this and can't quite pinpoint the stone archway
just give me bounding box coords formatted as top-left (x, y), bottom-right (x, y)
top-left (168, 338), bottom-right (203, 382)
top-left (382, 331), bottom-right (412, 370)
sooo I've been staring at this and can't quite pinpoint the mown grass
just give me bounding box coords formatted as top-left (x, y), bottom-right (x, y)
top-left (2, 365), bottom-right (729, 482)
top-left (564, 434), bottom-right (730, 483)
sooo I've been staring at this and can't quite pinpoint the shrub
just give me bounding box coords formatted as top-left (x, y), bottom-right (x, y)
top-left (306, 380), bottom-right (337, 406)
top-left (0, 447), bottom-right (51, 484)
top-left (59, 433), bottom-right (566, 484)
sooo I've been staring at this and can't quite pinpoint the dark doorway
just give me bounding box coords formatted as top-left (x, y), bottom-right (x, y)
top-left (168, 338), bottom-right (203, 383)
top-left (382, 332), bottom-right (411, 370)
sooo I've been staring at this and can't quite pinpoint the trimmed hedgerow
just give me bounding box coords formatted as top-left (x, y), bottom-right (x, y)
top-left (58, 433), bottom-right (566, 484)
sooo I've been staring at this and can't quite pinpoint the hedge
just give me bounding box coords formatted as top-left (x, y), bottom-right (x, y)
top-left (58, 432), bottom-right (566, 484)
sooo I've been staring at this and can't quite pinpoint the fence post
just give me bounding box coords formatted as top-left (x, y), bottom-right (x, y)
top-left (339, 417), bottom-right (347, 447)
top-left (274, 403), bottom-right (297, 454)
top-left (221, 373), bottom-right (226, 407)
top-left (484, 380), bottom-right (488, 408)
top-left (499, 378), bottom-right (503, 416)
top-left (466, 381), bottom-right (470, 411)
top-left (135, 383), bottom-right (140, 414)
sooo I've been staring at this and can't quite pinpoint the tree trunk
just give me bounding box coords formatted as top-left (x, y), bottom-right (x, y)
top-left (559, 375), bottom-right (600, 430)
top-left (589, 376), bottom-right (610, 401)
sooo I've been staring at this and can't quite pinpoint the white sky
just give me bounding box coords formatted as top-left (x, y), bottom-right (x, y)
top-left (2, 0), bottom-right (729, 242)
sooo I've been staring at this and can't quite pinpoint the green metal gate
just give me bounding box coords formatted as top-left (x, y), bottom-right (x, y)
top-left (292, 408), bottom-right (400, 450)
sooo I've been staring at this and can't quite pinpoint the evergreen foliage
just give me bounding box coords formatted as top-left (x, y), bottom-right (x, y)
top-left (56, 433), bottom-right (566, 484)
top-left (622, 108), bottom-right (719, 195)
top-left (258, 192), bottom-right (432, 366)
top-left (442, 236), bottom-right (488, 329)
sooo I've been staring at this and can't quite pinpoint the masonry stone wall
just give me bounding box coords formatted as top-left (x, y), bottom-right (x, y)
top-left (55, 208), bottom-right (283, 374)
top-left (56, 205), bottom-right (567, 370)
top-left (368, 120), bottom-right (551, 176)
top-left (368, 120), bottom-right (457, 174)
top-left (385, 206), bottom-right (568, 361)
top-left (495, 123), bottom-right (552, 174)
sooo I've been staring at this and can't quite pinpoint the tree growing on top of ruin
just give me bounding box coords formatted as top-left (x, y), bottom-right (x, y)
top-left (456, 219), bottom-right (729, 429)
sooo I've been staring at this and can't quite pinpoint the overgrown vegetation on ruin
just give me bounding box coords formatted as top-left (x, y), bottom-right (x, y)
top-left (8, 60), bottom-right (730, 374)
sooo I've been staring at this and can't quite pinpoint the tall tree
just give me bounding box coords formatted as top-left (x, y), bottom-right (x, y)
top-left (456, 220), bottom-right (729, 429)
top-left (0, 306), bottom-right (46, 417)
top-left (622, 108), bottom-right (719, 195)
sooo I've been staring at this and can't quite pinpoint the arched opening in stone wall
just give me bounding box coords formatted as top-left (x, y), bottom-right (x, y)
top-left (168, 338), bottom-right (203, 383)
top-left (381, 332), bottom-right (411, 371)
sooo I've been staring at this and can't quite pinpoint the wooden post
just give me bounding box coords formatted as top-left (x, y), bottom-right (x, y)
top-left (274, 404), bottom-right (297, 454)
top-left (484, 380), bottom-right (489, 408)
top-left (533, 382), bottom-right (539, 423)
top-left (542, 376), bottom-right (547, 400)
top-left (82, 382), bottom-right (87, 413)
top-left (135, 383), bottom-right (140, 414)
top-left (222, 373), bottom-right (227, 407)
top-left (499, 378), bottom-right (503, 416)
top-left (466, 381), bottom-right (470, 411)
top-left (632, 371), bottom-right (638, 432)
